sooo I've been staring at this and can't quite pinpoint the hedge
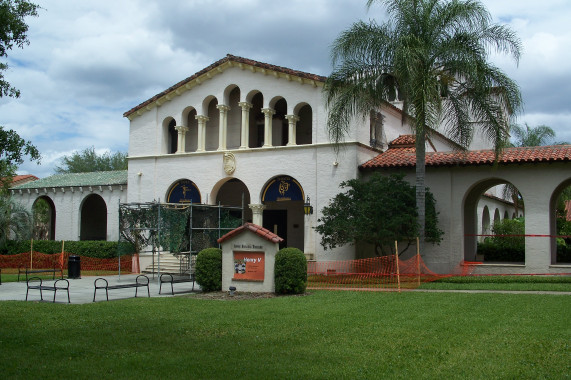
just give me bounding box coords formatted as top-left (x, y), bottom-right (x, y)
top-left (0, 240), bottom-right (135, 258)
top-left (275, 247), bottom-right (307, 294)
top-left (195, 248), bottom-right (222, 292)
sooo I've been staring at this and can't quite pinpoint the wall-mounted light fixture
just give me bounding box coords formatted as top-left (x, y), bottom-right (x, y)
top-left (304, 196), bottom-right (314, 215)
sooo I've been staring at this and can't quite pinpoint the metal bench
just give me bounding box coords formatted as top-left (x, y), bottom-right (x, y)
top-left (26, 277), bottom-right (70, 303)
top-left (18, 266), bottom-right (64, 282)
top-left (93, 275), bottom-right (150, 302)
top-left (159, 273), bottom-right (195, 295)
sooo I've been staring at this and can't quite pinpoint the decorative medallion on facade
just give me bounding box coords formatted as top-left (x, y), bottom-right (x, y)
top-left (223, 152), bottom-right (236, 175)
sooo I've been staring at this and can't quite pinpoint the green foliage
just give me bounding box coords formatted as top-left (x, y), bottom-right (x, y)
top-left (195, 247), bottom-right (222, 292)
top-left (477, 218), bottom-right (525, 262)
top-left (509, 123), bottom-right (567, 147)
top-left (0, 127), bottom-right (40, 191)
top-left (274, 247), bottom-right (307, 294)
top-left (325, 0), bottom-right (522, 247)
top-left (0, 195), bottom-right (31, 248)
top-left (0, 0), bottom-right (40, 98)
top-left (315, 173), bottom-right (443, 255)
top-left (0, 239), bottom-right (135, 258)
top-left (55, 146), bottom-right (127, 173)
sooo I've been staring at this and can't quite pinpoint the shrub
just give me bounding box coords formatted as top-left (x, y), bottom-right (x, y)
top-left (275, 247), bottom-right (307, 294)
top-left (195, 247), bottom-right (222, 292)
top-left (0, 239), bottom-right (135, 258)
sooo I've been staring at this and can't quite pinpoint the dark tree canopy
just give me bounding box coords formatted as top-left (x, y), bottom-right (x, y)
top-left (55, 146), bottom-right (127, 173)
top-left (0, 126), bottom-right (40, 192)
top-left (315, 173), bottom-right (443, 256)
top-left (0, 0), bottom-right (40, 98)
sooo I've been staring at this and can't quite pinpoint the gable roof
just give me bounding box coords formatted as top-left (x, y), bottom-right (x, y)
top-left (124, 54), bottom-right (327, 120)
top-left (10, 170), bottom-right (128, 189)
top-left (361, 136), bottom-right (571, 169)
top-left (217, 222), bottom-right (284, 244)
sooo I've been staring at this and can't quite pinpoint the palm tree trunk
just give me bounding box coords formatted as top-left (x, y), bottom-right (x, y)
top-left (415, 128), bottom-right (426, 255)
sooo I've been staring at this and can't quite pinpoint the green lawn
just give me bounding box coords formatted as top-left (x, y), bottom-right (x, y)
top-left (419, 275), bottom-right (571, 292)
top-left (1, 291), bottom-right (569, 379)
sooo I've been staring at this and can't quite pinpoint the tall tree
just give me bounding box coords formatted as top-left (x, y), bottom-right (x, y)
top-left (55, 146), bottom-right (127, 173)
top-left (324, 0), bottom-right (522, 251)
top-left (0, 126), bottom-right (40, 192)
top-left (0, 0), bottom-right (40, 98)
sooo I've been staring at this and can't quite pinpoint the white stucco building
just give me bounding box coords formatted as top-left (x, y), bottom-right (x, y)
top-left (11, 55), bottom-right (571, 274)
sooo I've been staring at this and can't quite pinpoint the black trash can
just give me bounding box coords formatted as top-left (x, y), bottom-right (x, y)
top-left (68, 255), bottom-right (81, 279)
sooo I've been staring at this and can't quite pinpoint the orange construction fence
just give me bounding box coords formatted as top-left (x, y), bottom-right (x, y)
top-left (0, 251), bottom-right (135, 274)
top-left (307, 254), bottom-right (475, 291)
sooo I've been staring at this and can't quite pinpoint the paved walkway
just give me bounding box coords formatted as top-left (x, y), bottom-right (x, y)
top-left (0, 274), bottom-right (198, 304)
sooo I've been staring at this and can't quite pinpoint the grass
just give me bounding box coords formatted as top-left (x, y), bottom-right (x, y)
top-left (420, 275), bottom-right (571, 292)
top-left (0, 291), bottom-right (569, 379)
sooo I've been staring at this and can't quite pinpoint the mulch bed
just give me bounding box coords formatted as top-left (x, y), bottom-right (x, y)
top-left (183, 291), bottom-right (310, 300)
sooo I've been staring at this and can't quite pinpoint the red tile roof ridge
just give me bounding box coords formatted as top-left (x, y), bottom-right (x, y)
top-left (361, 144), bottom-right (571, 169)
top-left (124, 54), bottom-right (326, 118)
top-left (217, 222), bottom-right (284, 244)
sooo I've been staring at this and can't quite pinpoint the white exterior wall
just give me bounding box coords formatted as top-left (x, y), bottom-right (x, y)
top-left (389, 162), bottom-right (570, 274)
top-left (11, 185), bottom-right (127, 241)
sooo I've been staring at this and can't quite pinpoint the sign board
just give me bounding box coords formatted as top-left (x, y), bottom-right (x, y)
top-left (233, 251), bottom-right (264, 281)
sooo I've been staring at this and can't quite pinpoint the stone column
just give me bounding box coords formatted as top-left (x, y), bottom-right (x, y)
top-left (261, 108), bottom-right (275, 148)
top-left (239, 102), bottom-right (253, 149)
top-left (195, 115), bottom-right (209, 152)
top-left (285, 115), bottom-right (299, 146)
top-left (175, 125), bottom-right (188, 154)
top-left (249, 204), bottom-right (266, 226)
top-left (217, 104), bottom-right (230, 151)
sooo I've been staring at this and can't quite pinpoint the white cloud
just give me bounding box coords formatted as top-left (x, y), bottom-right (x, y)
top-left (1, 0), bottom-right (570, 178)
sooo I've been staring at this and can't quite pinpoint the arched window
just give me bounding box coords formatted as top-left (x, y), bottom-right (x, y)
top-left (80, 194), bottom-right (107, 241)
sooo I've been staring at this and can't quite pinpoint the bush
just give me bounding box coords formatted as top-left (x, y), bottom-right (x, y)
top-left (195, 248), bottom-right (222, 292)
top-left (0, 240), bottom-right (135, 258)
top-left (275, 247), bottom-right (307, 294)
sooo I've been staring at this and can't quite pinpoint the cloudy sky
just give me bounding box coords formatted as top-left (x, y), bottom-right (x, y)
top-left (2, 0), bottom-right (570, 178)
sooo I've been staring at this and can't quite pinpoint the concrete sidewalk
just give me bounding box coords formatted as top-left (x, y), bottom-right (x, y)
top-left (0, 274), bottom-right (198, 304)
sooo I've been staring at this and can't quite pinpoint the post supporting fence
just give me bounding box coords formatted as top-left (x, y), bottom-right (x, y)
top-left (30, 239), bottom-right (33, 269)
top-left (416, 237), bottom-right (421, 287)
top-left (395, 240), bottom-right (401, 292)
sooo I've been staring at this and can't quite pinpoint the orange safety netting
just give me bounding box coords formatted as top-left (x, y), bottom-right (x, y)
top-left (307, 255), bottom-right (476, 291)
top-left (0, 251), bottom-right (134, 275)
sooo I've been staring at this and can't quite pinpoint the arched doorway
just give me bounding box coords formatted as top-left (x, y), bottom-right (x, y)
top-left (32, 196), bottom-right (55, 240)
top-left (80, 194), bottom-right (107, 241)
top-left (261, 175), bottom-right (305, 250)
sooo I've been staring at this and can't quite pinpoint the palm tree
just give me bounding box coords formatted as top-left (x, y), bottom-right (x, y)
top-left (325, 0), bottom-right (522, 251)
top-left (0, 195), bottom-right (32, 248)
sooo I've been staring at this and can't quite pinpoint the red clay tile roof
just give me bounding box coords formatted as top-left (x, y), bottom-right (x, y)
top-left (217, 222), bottom-right (284, 244)
top-left (566, 200), bottom-right (571, 222)
top-left (11, 175), bottom-right (38, 186)
top-left (389, 134), bottom-right (417, 148)
top-left (124, 54), bottom-right (327, 118)
top-left (361, 137), bottom-right (571, 169)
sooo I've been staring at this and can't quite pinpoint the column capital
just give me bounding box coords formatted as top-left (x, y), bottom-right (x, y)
top-left (249, 203), bottom-right (266, 226)
top-left (285, 114), bottom-right (300, 123)
top-left (216, 104), bottom-right (231, 112)
top-left (195, 115), bottom-right (209, 122)
top-left (238, 101), bottom-right (253, 110)
top-left (175, 125), bottom-right (189, 133)
top-left (261, 108), bottom-right (275, 116)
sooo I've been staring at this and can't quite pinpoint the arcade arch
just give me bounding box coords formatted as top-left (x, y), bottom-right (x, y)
top-left (80, 194), bottom-right (107, 241)
top-left (550, 180), bottom-right (571, 264)
top-left (464, 179), bottom-right (525, 263)
top-left (214, 178), bottom-right (251, 222)
top-left (32, 196), bottom-right (55, 240)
